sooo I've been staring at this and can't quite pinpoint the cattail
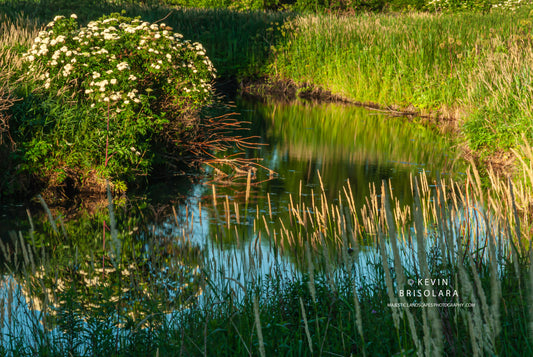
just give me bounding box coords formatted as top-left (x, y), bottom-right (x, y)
top-left (234, 201), bottom-right (240, 224)
top-left (245, 170), bottom-right (252, 205)
top-left (267, 192), bottom-right (272, 220)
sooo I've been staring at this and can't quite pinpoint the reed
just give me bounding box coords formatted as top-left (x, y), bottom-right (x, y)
top-left (0, 115), bottom-right (532, 355)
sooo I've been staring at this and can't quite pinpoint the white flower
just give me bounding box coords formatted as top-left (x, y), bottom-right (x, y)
top-left (70, 14), bottom-right (77, 19)
top-left (92, 72), bottom-right (101, 79)
top-left (128, 75), bottom-right (137, 81)
top-left (53, 15), bottom-right (64, 22)
top-left (166, 53), bottom-right (172, 60)
top-left (110, 79), bottom-right (117, 85)
top-left (116, 62), bottom-right (129, 71)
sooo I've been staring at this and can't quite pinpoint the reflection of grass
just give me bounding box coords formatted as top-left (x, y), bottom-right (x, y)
top-left (2, 146), bottom-right (533, 355)
top-left (253, 102), bottom-right (454, 166)
top-left (234, 100), bottom-right (463, 212)
top-left (272, 9), bottom-right (533, 156)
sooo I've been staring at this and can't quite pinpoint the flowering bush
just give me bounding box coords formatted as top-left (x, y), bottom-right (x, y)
top-left (20, 13), bottom-right (217, 189)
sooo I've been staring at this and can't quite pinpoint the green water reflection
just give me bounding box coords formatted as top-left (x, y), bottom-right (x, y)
top-left (0, 100), bottom-right (464, 336)
top-left (213, 100), bottom-right (462, 214)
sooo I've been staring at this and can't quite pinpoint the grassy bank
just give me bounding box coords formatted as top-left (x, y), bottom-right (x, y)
top-left (1, 145), bottom-right (533, 355)
top-left (271, 8), bottom-right (533, 161)
top-left (2, 1), bottom-right (533, 194)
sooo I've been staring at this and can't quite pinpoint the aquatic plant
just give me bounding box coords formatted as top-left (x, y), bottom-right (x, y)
top-left (1, 144), bottom-right (532, 355)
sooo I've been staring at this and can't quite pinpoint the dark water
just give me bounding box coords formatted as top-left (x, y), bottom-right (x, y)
top-left (0, 100), bottom-right (464, 340)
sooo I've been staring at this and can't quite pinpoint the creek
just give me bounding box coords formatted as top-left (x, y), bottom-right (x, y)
top-left (0, 99), bottom-right (464, 341)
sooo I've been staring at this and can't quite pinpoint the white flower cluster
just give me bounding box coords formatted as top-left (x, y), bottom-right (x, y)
top-left (23, 14), bottom-right (216, 113)
top-left (492, 0), bottom-right (524, 10)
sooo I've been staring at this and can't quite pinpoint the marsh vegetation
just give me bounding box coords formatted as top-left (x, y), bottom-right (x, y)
top-left (1, 0), bottom-right (533, 355)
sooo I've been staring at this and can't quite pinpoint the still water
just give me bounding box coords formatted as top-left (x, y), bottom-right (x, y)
top-left (0, 100), bottom-right (464, 341)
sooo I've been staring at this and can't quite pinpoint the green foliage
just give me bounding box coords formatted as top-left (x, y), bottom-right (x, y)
top-left (270, 8), bottom-right (533, 156)
top-left (15, 12), bottom-right (216, 187)
top-left (165, 0), bottom-right (288, 10)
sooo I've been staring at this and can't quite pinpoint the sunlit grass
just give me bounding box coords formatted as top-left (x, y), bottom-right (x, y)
top-left (271, 9), bottom-right (533, 156)
top-left (0, 144), bottom-right (532, 355)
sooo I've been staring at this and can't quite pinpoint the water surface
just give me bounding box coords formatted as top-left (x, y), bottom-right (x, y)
top-left (0, 99), bottom-right (464, 341)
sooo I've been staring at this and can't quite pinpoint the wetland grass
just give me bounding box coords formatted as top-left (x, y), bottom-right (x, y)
top-left (272, 8), bottom-right (533, 155)
top-left (0, 146), bottom-right (532, 355)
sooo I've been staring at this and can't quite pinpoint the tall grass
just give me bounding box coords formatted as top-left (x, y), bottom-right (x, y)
top-left (3, 1), bottom-right (531, 160)
top-left (272, 9), bottom-right (533, 156)
top-left (1, 144), bottom-right (532, 355)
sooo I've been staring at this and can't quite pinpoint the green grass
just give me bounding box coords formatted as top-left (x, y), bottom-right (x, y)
top-left (270, 9), bottom-right (533, 157)
top-left (1, 146), bottom-right (533, 355)
top-left (2, 1), bottom-right (533, 182)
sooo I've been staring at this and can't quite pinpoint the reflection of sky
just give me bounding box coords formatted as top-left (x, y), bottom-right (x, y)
top-left (163, 178), bottom-right (506, 302)
top-left (0, 101), bottom-right (481, 346)
top-left (0, 183), bottom-right (510, 347)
